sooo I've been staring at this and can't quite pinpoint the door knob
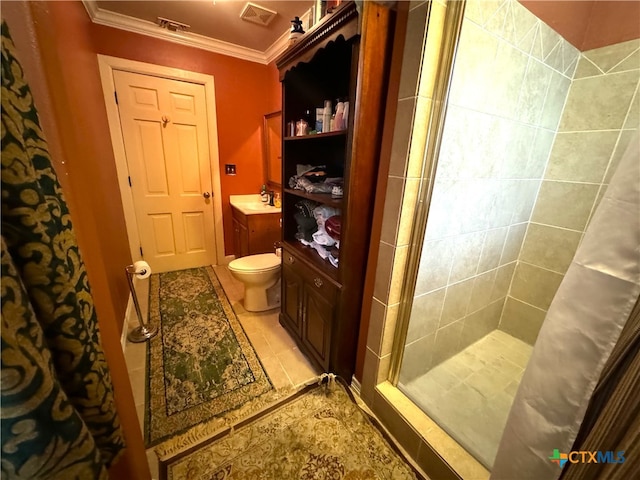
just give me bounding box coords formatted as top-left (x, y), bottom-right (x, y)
top-left (203, 192), bottom-right (211, 199)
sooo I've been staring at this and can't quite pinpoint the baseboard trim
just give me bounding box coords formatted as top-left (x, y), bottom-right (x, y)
top-left (350, 375), bottom-right (362, 397)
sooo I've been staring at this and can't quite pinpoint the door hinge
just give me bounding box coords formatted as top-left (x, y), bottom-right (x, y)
top-left (128, 176), bottom-right (132, 187)
top-left (139, 246), bottom-right (143, 256)
top-left (114, 91), bottom-right (118, 104)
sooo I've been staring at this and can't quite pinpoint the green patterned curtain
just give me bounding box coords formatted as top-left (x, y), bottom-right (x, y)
top-left (1, 22), bottom-right (125, 479)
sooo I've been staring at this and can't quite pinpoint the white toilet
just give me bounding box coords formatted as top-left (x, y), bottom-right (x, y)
top-left (228, 253), bottom-right (281, 312)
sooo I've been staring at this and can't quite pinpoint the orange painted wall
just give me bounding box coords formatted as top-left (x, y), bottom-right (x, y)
top-left (91, 23), bottom-right (280, 256)
top-left (582, 1), bottom-right (640, 51)
top-left (520, 0), bottom-right (640, 51)
top-left (2, 1), bottom-right (150, 478)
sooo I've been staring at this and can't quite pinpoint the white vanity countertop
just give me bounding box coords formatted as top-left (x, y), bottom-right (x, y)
top-left (230, 194), bottom-right (281, 215)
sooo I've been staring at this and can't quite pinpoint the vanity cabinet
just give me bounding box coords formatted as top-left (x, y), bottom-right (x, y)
top-left (281, 245), bottom-right (338, 371)
top-left (231, 206), bottom-right (280, 258)
top-left (275, 1), bottom-right (394, 380)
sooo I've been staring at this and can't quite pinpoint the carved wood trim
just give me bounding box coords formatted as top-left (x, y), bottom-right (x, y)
top-left (276, 1), bottom-right (359, 79)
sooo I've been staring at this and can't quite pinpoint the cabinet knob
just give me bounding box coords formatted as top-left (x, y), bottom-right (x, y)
top-left (287, 255), bottom-right (295, 264)
top-left (314, 277), bottom-right (323, 288)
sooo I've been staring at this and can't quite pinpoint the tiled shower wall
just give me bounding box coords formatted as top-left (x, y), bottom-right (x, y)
top-left (399, 0), bottom-right (578, 383)
top-left (502, 38), bottom-right (640, 343)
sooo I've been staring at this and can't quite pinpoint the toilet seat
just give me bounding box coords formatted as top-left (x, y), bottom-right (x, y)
top-left (229, 253), bottom-right (280, 273)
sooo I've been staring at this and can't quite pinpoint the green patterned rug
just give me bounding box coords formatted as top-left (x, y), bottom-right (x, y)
top-left (161, 380), bottom-right (422, 480)
top-left (145, 266), bottom-right (273, 447)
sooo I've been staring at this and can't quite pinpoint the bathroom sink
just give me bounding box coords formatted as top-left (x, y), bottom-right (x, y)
top-left (230, 194), bottom-right (281, 215)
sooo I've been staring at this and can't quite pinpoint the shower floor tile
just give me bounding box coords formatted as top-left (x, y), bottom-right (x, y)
top-left (399, 330), bottom-right (532, 469)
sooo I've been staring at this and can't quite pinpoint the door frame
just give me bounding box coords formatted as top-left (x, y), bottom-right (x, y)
top-left (97, 54), bottom-right (226, 266)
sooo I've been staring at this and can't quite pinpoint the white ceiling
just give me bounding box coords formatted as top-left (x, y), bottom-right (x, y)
top-left (86, 0), bottom-right (314, 63)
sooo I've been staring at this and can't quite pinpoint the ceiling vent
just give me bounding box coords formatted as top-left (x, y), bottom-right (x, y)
top-left (240, 2), bottom-right (277, 27)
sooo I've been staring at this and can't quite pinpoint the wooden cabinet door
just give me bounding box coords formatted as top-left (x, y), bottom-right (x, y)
top-left (281, 265), bottom-right (303, 335)
top-left (302, 281), bottom-right (334, 371)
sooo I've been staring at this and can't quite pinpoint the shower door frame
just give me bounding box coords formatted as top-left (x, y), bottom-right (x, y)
top-left (387, 0), bottom-right (467, 385)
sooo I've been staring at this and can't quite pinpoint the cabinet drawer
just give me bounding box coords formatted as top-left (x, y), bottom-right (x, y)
top-left (282, 246), bottom-right (338, 301)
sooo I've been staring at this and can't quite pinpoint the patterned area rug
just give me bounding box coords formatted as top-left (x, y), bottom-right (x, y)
top-left (162, 379), bottom-right (421, 480)
top-left (145, 266), bottom-right (273, 446)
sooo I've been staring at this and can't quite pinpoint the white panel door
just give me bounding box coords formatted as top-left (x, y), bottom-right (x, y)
top-left (114, 70), bottom-right (216, 272)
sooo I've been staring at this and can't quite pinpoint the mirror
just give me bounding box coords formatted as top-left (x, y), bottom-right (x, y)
top-left (263, 111), bottom-right (282, 190)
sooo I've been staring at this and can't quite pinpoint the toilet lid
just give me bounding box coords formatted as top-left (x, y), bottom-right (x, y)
top-left (229, 253), bottom-right (280, 273)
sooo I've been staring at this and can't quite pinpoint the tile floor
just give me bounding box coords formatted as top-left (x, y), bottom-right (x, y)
top-left (123, 265), bottom-right (320, 479)
top-left (398, 330), bottom-right (533, 469)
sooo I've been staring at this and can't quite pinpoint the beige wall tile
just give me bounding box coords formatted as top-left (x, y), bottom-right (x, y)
top-left (610, 49), bottom-right (640, 74)
top-left (373, 241), bottom-right (394, 302)
top-left (510, 262), bottom-right (564, 310)
top-left (440, 278), bottom-right (474, 328)
top-left (431, 320), bottom-right (464, 367)
top-left (545, 131), bottom-right (619, 183)
top-left (525, 128), bottom-right (555, 179)
top-left (501, 223), bottom-right (527, 265)
top-left (418, 0), bottom-right (447, 99)
top-left (499, 297), bottom-right (546, 345)
top-left (415, 238), bottom-right (454, 295)
top-left (559, 70), bottom-right (640, 131)
top-left (468, 269), bottom-right (497, 314)
top-left (398, 1), bottom-right (429, 99)
top-left (407, 96), bottom-right (433, 178)
top-left (449, 231), bottom-right (484, 283)
top-left (460, 299), bottom-right (503, 350)
top-left (399, 333), bottom-right (435, 383)
top-left (448, 20), bottom-right (499, 112)
top-left (604, 129), bottom-right (638, 184)
top-left (381, 304), bottom-right (399, 357)
top-left (583, 39), bottom-right (640, 73)
top-left (520, 223), bottom-right (582, 274)
top-left (380, 176), bottom-right (404, 245)
top-left (361, 348), bottom-right (379, 404)
top-left (389, 245), bottom-right (409, 305)
top-left (517, 57), bottom-right (554, 125)
top-left (389, 97), bottom-right (417, 177)
top-left (531, 181), bottom-right (599, 231)
top-left (486, 41), bottom-right (530, 120)
top-left (366, 298), bottom-right (386, 355)
top-left (492, 262), bottom-right (516, 301)
top-left (397, 178), bottom-right (421, 246)
top-left (377, 354), bottom-right (391, 384)
top-left (478, 227), bottom-right (508, 272)
top-left (408, 288), bottom-right (445, 343)
top-left (540, 70), bottom-right (571, 130)
top-left (623, 87), bottom-right (639, 130)
top-left (573, 56), bottom-right (603, 79)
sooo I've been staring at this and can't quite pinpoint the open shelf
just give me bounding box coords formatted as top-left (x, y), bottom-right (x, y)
top-left (284, 188), bottom-right (343, 208)
top-left (284, 130), bottom-right (347, 141)
top-left (283, 240), bottom-right (340, 284)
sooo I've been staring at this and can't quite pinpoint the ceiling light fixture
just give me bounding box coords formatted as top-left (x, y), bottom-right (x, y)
top-left (157, 17), bottom-right (190, 32)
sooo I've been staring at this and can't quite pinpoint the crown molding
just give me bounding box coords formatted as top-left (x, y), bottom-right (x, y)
top-left (264, 29), bottom-right (291, 65)
top-left (82, 0), bottom-right (289, 65)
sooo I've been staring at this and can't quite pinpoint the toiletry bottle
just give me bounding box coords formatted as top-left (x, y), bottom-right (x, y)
top-left (260, 184), bottom-right (268, 203)
top-left (334, 100), bottom-right (345, 130)
top-left (316, 107), bottom-right (324, 133)
top-left (323, 100), bottom-right (332, 134)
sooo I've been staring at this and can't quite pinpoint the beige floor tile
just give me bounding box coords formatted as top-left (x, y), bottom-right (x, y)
top-left (245, 331), bottom-right (275, 359)
top-left (402, 330), bottom-right (532, 468)
top-left (263, 326), bottom-right (298, 354)
top-left (259, 355), bottom-right (293, 390)
top-left (128, 368), bottom-right (146, 408)
top-left (277, 348), bottom-right (320, 387)
top-left (442, 357), bottom-right (475, 380)
top-left (124, 342), bottom-right (147, 373)
top-left (146, 449), bottom-right (159, 480)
